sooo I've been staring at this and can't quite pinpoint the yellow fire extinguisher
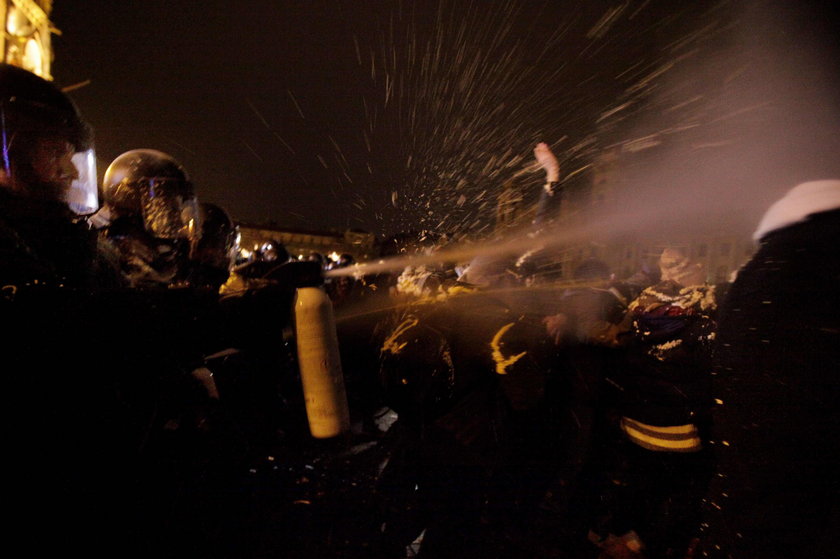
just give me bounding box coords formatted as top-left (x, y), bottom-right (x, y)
top-left (293, 285), bottom-right (351, 439)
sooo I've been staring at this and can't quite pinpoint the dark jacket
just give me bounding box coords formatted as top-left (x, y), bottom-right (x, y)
top-left (614, 280), bottom-right (718, 433)
top-left (702, 208), bottom-right (840, 558)
top-left (1, 192), bottom-right (222, 554)
top-left (97, 215), bottom-right (191, 288)
top-left (0, 191), bottom-right (121, 289)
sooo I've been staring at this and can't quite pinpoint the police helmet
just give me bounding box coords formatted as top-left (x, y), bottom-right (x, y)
top-left (0, 63), bottom-right (98, 213)
top-left (195, 201), bottom-right (239, 273)
top-left (102, 149), bottom-right (200, 241)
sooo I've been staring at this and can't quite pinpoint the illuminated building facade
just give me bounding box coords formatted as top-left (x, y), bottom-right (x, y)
top-left (585, 148), bottom-right (755, 283)
top-left (237, 223), bottom-right (378, 264)
top-left (1, 0), bottom-right (55, 80)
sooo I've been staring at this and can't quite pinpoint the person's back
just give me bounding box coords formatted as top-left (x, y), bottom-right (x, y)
top-left (703, 180), bottom-right (840, 558)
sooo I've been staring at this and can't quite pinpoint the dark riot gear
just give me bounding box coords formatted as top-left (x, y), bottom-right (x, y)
top-left (191, 201), bottom-right (239, 290)
top-left (197, 202), bottom-right (238, 269)
top-left (102, 148), bottom-right (200, 241)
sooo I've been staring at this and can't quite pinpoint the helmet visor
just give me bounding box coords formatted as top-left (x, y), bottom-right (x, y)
top-left (65, 148), bottom-right (99, 214)
top-left (140, 179), bottom-right (201, 241)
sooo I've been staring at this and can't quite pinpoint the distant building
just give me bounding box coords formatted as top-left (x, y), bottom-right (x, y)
top-left (1, 0), bottom-right (55, 80)
top-left (495, 179), bottom-right (527, 230)
top-left (598, 236), bottom-right (755, 284)
top-left (586, 147), bottom-right (755, 283)
top-left (237, 223), bottom-right (378, 263)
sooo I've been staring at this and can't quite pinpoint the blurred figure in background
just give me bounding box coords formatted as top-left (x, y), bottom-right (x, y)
top-left (532, 141), bottom-right (563, 230)
top-left (537, 258), bottom-right (641, 557)
top-left (325, 252), bottom-right (357, 307)
top-left (589, 247), bottom-right (719, 559)
top-left (225, 238), bottom-right (292, 292)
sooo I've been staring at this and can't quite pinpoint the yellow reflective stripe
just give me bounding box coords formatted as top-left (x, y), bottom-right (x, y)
top-left (381, 317), bottom-right (419, 355)
top-left (622, 417), bottom-right (697, 436)
top-left (622, 424), bottom-right (701, 451)
top-left (490, 322), bottom-right (527, 375)
top-left (621, 418), bottom-right (702, 452)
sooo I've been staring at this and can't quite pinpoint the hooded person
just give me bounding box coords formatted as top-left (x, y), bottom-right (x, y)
top-left (699, 180), bottom-right (840, 558)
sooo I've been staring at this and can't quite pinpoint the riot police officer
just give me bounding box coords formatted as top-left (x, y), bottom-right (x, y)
top-left (192, 201), bottom-right (239, 292)
top-left (0, 65), bottom-right (228, 557)
top-left (96, 148), bottom-right (202, 288)
top-left (0, 63), bottom-right (117, 288)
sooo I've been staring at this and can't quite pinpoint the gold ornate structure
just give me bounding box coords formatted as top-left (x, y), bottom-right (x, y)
top-left (0, 0), bottom-right (55, 80)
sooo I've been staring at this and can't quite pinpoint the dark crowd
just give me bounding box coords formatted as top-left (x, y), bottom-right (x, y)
top-left (2, 63), bottom-right (838, 559)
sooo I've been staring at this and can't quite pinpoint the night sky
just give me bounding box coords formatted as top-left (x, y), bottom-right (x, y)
top-left (49, 0), bottom-right (840, 240)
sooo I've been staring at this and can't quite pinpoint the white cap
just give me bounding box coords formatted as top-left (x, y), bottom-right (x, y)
top-left (753, 180), bottom-right (840, 241)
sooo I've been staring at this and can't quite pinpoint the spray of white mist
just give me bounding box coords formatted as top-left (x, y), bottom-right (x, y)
top-left (337, 0), bottom-right (840, 281)
top-left (598, 0), bottom-right (840, 243)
